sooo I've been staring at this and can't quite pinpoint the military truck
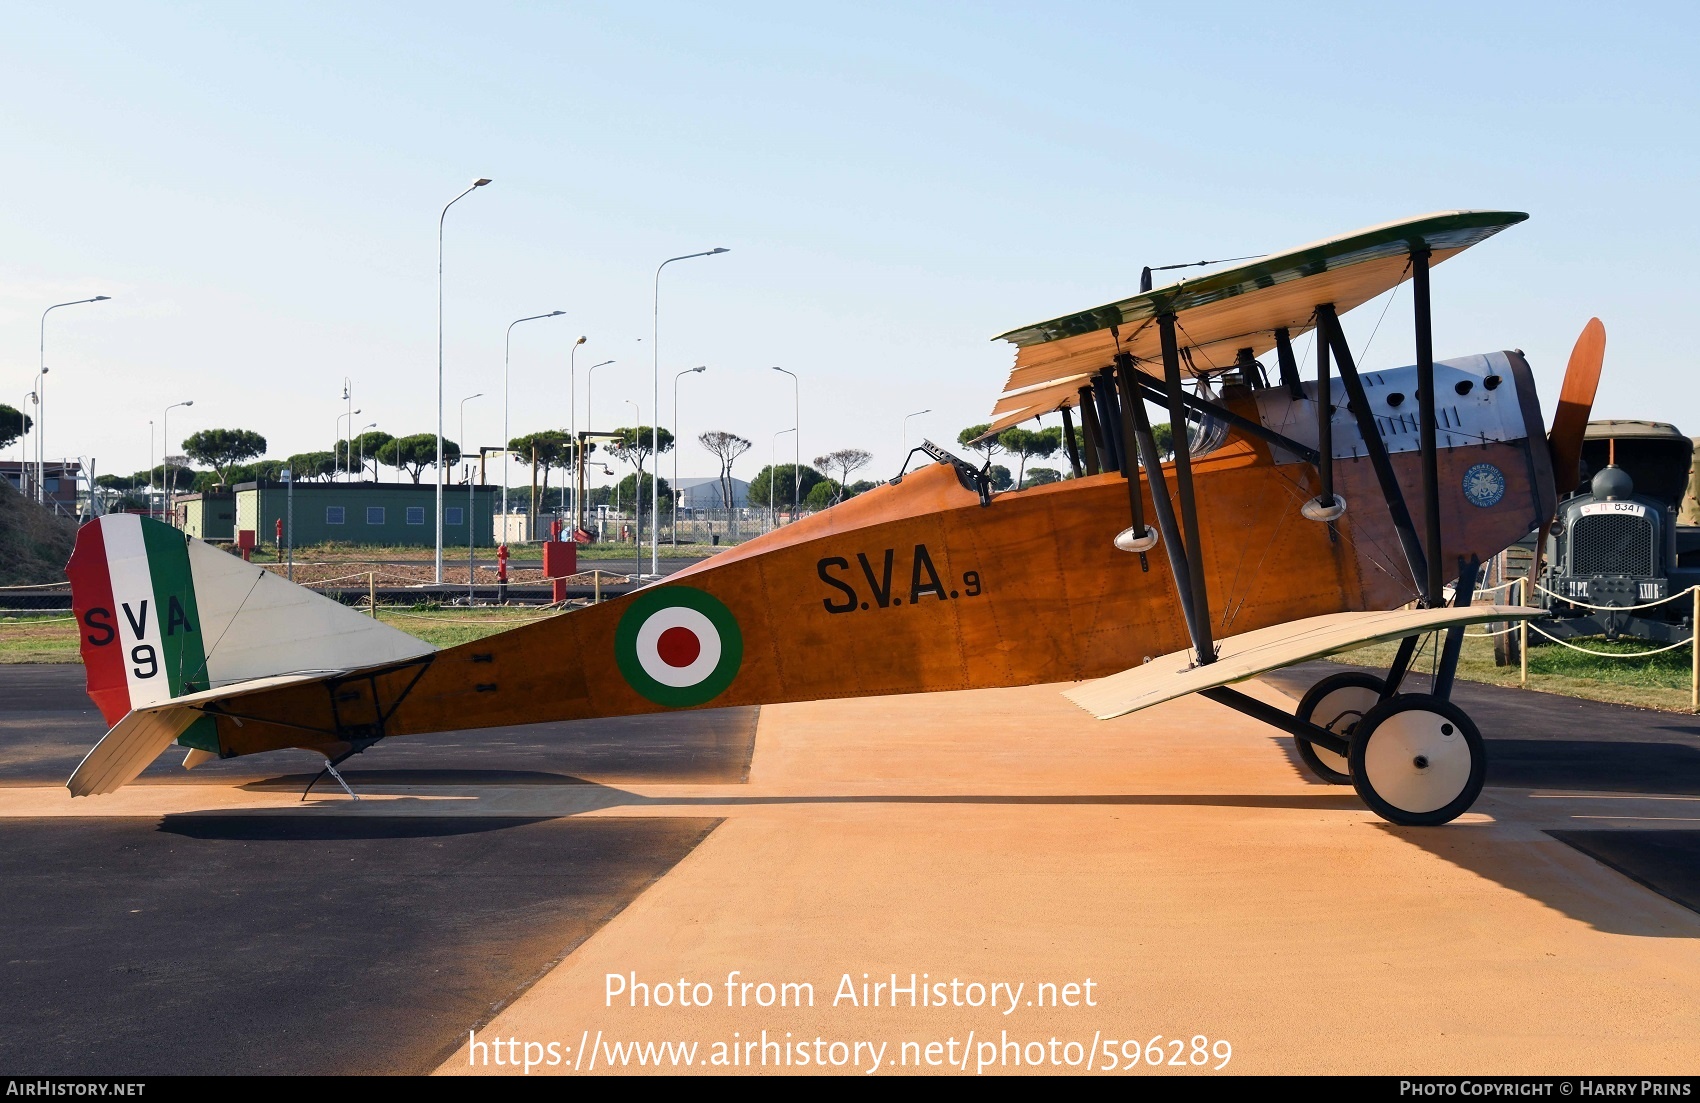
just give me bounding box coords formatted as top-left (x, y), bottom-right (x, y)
top-left (1529, 420), bottom-right (1700, 644)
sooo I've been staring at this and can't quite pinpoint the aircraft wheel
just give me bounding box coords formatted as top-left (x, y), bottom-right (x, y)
top-left (1293, 671), bottom-right (1385, 784)
top-left (1348, 694), bottom-right (1485, 827)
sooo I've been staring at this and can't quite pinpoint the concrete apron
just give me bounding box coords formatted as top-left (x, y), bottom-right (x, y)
top-left (5, 678), bottom-right (1698, 1075)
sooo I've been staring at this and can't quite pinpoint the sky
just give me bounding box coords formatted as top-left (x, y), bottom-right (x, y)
top-left (3, 1), bottom-right (1697, 491)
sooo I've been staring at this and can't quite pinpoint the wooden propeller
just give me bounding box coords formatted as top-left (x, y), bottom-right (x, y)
top-left (1547, 317), bottom-right (1606, 496)
top-left (1524, 319), bottom-right (1606, 601)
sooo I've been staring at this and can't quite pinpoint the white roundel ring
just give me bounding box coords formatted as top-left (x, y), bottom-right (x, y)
top-left (633, 605), bottom-right (723, 688)
top-left (614, 585), bottom-right (744, 708)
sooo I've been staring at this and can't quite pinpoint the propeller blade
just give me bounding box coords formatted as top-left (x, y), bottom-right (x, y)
top-left (1547, 317), bottom-right (1606, 496)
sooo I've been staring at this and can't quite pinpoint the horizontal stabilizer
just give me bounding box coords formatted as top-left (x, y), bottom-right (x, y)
top-left (66, 706), bottom-right (204, 796)
top-left (1065, 606), bottom-right (1544, 721)
top-left (66, 668), bottom-right (393, 796)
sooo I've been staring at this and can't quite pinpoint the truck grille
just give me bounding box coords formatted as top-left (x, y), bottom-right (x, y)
top-left (1570, 514), bottom-right (1655, 576)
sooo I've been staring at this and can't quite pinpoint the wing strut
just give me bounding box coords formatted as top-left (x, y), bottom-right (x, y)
top-left (1118, 350), bottom-right (1203, 652)
top-left (1159, 314), bottom-right (1218, 664)
top-left (1317, 303), bottom-right (1431, 600)
top-left (1411, 248), bottom-right (1446, 607)
top-left (1274, 327), bottom-right (1305, 400)
top-left (1091, 370), bottom-right (1125, 472)
top-left (1076, 384), bottom-right (1103, 476)
top-left (1059, 403), bottom-right (1083, 478)
top-left (1110, 356), bottom-right (1153, 569)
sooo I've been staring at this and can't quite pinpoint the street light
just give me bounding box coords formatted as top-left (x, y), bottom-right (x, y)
top-left (19, 390), bottom-right (36, 499)
top-left (772, 367), bottom-right (799, 517)
top-left (567, 336), bottom-right (587, 532)
top-left (355, 422), bottom-right (377, 482)
top-left (436, 177), bottom-right (492, 585)
top-left (673, 365), bottom-right (706, 544)
top-left (581, 358), bottom-right (614, 532)
top-left (651, 247), bottom-right (728, 577)
top-left (146, 418), bottom-right (154, 519)
top-left (38, 295), bottom-right (110, 506)
top-left (771, 427), bottom-right (795, 526)
top-left (460, 392), bottom-right (482, 604)
top-left (340, 378), bottom-right (353, 480)
top-left (28, 372), bottom-right (45, 501)
top-left (502, 310), bottom-right (566, 536)
top-left (902, 408), bottom-right (931, 453)
top-left (625, 398), bottom-right (641, 575)
top-left (162, 400), bottom-right (192, 525)
top-left (337, 407), bottom-right (362, 480)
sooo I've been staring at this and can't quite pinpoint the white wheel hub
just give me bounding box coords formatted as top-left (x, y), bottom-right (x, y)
top-left (1359, 707), bottom-right (1473, 814)
top-left (1307, 684), bottom-right (1378, 774)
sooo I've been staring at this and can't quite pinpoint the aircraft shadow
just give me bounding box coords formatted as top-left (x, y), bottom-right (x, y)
top-left (1378, 823), bottom-right (1700, 938)
top-left (158, 812), bottom-right (557, 841)
top-left (239, 768), bottom-right (592, 791)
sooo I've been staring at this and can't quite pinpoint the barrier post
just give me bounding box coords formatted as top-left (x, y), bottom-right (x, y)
top-left (1691, 586), bottom-right (1697, 714)
top-left (594, 570), bottom-right (602, 605)
top-left (369, 571), bottom-right (377, 619)
top-left (1519, 576), bottom-right (1529, 688)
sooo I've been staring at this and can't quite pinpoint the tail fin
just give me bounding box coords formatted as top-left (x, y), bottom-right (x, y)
top-left (64, 515), bottom-right (433, 792)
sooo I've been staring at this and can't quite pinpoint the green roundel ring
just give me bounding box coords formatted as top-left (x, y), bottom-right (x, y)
top-left (614, 586), bottom-right (744, 708)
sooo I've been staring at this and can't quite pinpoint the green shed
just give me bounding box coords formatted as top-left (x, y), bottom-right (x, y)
top-left (233, 480), bottom-right (500, 548)
top-left (177, 490), bottom-right (237, 542)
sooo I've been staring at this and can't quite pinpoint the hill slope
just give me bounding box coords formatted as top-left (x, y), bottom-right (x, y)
top-left (0, 482), bottom-right (77, 586)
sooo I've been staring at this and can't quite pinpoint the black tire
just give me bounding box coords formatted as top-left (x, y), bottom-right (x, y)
top-left (1294, 671), bottom-right (1386, 785)
top-left (1348, 694), bottom-right (1486, 827)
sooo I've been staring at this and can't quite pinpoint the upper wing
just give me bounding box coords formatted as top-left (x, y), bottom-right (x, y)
top-left (1064, 605), bottom-right (1543, 721)
top-left (986, 211), bottom-right (1528, 433)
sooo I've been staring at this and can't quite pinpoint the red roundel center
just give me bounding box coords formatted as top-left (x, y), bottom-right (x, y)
top-left (656, 625), bottom-right (702, 668)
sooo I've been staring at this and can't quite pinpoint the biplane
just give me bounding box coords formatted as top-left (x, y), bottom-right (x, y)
top-left (62, 210), bottom-right (1605, 826)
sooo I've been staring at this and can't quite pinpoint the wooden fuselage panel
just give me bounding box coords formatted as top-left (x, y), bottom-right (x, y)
top-left (213, 434), bottom-right (1545, 759)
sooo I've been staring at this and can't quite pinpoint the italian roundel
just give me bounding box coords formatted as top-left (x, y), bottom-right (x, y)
top-left (614, 586), bottom-right (744, 707)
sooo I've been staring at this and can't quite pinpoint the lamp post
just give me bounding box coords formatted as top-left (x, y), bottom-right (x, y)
top-left (162, 400), bottom-right (192, 526)
top-left (337, 408), bottom-right (362, 480)
top-left (902, 408), bottom-right (931, 453)
top-left (39, 295), bottom-right (110, 506)
top-left (340, 378), bottom-right (352, 479)
top-left (502, 310), bottom-right (566, 537)
top-left (582, 358), bottom-right (614, 532)
top-left (673, 365), bottom-right (705, 544)
top-left (147, 419), bottom-right (154, 518)
top-left (356, 422), bottom-right (377, 482)
top-left (436, 177), bottom-right (492, 585)
top-left (772, 366), bottom-right (799, 517)
top-left (567, 335), bottom-right (586, 530)
top-left (771, 428), bottom-right (795, 525)
top-left (28, 373), bottom-right (45, 502)
top-left (651, 247), bottom-right (728, 578)
top-left (20, 390), bottom-right (36, 500)
top-left (460, 392), bottom-right (482, 604)
top-left (625, 398), bottom-right (641, 577)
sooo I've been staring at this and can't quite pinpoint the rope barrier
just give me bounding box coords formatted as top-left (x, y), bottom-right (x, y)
top-left (1525, 620), bottom-right (1695, 657)
top-left (1530, 581), bottom-right (1698, 613)
top-left (0, 580), bottom-right (70, 591)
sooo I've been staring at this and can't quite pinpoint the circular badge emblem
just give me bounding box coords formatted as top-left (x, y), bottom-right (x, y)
top-left (614, 586), bottom-right (743, 707)
top-left (1463, 463), bottom-right (1506, 508)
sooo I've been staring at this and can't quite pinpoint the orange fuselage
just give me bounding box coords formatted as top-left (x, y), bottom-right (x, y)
top-left (207, 364), bottom-right (1553, 763)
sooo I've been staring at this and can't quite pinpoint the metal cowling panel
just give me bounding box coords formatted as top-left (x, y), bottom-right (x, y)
top-left (1570, 513), bottom-right (1655, 576)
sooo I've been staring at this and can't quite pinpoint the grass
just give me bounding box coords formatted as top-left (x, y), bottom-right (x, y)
top-left (0, 605), bottom-right (557, 663)
top-left (1332, 631), bottom-right (1697, 713)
